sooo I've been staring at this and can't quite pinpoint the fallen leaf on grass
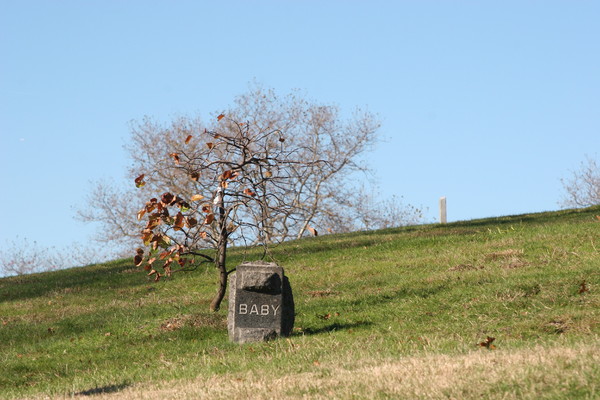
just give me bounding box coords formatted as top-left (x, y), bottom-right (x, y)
top-left (478, 336), bottom-right (496, 350)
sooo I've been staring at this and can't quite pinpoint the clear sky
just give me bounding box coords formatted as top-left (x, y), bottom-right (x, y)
top-left (1, 1), bottom-right (599, 263)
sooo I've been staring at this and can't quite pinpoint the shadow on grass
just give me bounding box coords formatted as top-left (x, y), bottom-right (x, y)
top-left (75, 382), bottom-right (131, 396)
top-left (0, 258), bottom-right (147, 302)
top-left (295, 321), bottom-right (373, 336)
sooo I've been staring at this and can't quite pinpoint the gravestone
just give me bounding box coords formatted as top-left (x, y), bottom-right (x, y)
top-left (228, 261), bottom-right (294, 343)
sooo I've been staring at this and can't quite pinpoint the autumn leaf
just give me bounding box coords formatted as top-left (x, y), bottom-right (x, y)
top-left (190, 172), bottom-right (200, 181)
top-left (185, 134), bottom-right (193, 144)
top-left (217, 113), bottom-right (225, 121)
top-left (186, 217), bottom-right (198, 228)
top-left (478, 336), bottom-right (496, 350)
top-left (206, 142), bottom-right (215, 150)
top-left (307, 226), bottom-right (318, 236)
top-left (134, 174), bottom-right (146, 188)
top-left (145, 198), bottom-right (158, 213)
top-left (204, 214), bottom-right (215, 224)
top-left (579, 280), bottom-right (590, 294)
top-left (137, 208), bottom-right (146, 221)
top-left (161, 192), bottom-right (175, 206)
top-left (190, 194), bottom-right (204, 202)
top-left (169, 153), bottom-right (180, 165)
top-left (174, 212), bottom-right (185, 231)
top-left (264, 170), bottom-right (273, 178)
top-left (243, 188), bottom-right (256, 197)
top-left (201, 204), bottom-right (212, 213)
top-left (134, 254), bottom-right (143, 267)
top-left (142, 231), bottom-right (153, 246)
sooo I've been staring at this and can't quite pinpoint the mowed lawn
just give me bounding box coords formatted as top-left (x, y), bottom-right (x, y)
top-left (1, 207), bottom-right (599, 399)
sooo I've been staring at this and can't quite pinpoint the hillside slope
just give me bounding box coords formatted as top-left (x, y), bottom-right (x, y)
top-left (1, 207), bottom-right (599, 399)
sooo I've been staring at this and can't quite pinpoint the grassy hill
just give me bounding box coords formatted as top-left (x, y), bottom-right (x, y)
top-left (1, 207), bottom-right (599, 399)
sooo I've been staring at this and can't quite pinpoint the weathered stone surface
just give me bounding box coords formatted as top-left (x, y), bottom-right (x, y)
top-left (228, 261), bottom-right (294, 343)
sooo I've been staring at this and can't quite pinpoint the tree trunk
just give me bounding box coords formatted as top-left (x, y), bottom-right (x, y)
top-left (210, 191), bottom-right (229, 312)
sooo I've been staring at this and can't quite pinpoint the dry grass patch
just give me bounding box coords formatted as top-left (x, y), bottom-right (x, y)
top-left (32, 340), bottom-right (598, 400)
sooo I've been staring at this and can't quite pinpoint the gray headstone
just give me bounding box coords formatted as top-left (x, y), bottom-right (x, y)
top-left (228, 261), bottom-right (294, 343)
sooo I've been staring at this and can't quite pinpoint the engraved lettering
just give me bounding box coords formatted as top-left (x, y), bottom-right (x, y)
top-left (261, 305), bottom-right (270, 315)
top-left (239, 304), bottom-right (248, 314)
top-left (250, 304), bottom-right (259, 315)
top-left (271, 304), bottom-right (280, 316)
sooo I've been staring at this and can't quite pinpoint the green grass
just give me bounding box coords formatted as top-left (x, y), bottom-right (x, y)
top-left (1, 207), bottom-right (599, 399)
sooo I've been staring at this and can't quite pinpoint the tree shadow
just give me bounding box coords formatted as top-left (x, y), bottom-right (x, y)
top-left (75, 382), bottom-right (131, 396)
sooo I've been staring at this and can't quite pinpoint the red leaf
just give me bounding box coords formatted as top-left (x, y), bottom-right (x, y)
top-left (161, 192), bottom-right (175, 206)
top-left (217, 113), bottom-right (225, 121)
top-left (204, 214), bottom-right (215, 224)
top-left (174, 212), bottom-right (185, 230)
top-left (478, 336), bottom-right (496, 349)
top-left (184, 134), bottom-right (193, 144)
top-left (206, 142), bottom-right (215, 150)
top-left (134, 174), bottom-right (146, 188)
top-left (243, 188), bottom-right (256, 197)
top-left (579, 281), bottom-right (589, 294)
top-left (186, 217), bottom-right (198, 228)
top-left (222, 170), bottom-right (233, 180)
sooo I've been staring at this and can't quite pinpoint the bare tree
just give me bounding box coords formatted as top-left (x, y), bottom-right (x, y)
top-left (0, 237), bottom-right (110, 277)
top-left (560, 155), bottom-right (600, 208)
top-left (78, 84), bottom-right (424, 271)
top-left (0, 238), bottom-right (59, 276)
top-left (134, 117), bottom-right (326, 311)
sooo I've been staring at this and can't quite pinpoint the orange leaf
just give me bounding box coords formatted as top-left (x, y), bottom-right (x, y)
top-left (137, 209), bottom-right (146, 221)
top-left (307, 226), bottom-right (318, 236)
top-left (201, 204), bottom-right (211, 213)
top-left (185, 134), bottom-right (193, 144)
top-left (190, 194), bottom-right (204, 202)
top-left (169, 153), bottom-right (180, 165)
top-left (264, 170), bottom-right (273, 178)
top-left (243, 188), bottom-right (256, 197)
top-left (217, 113), bottom-right (225, 121)
top-left (206, 142), bottom-right (214, 149)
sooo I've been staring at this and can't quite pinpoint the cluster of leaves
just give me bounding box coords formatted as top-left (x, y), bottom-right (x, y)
top-left (132, 116), bottom-right (324, 309)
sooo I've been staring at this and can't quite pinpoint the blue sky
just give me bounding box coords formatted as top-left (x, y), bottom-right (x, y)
top-left (1, 1), bottom-right (599, 260)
